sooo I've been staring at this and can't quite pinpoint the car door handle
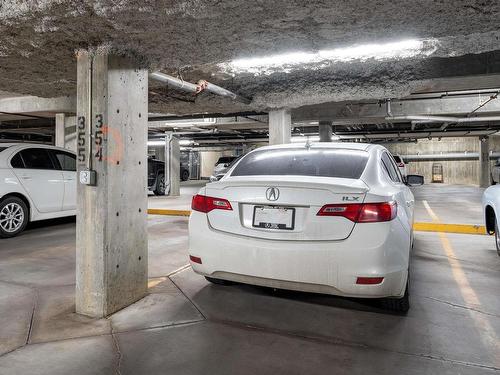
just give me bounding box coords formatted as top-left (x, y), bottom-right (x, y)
top-left (20, 176), bottom-right (32, 180)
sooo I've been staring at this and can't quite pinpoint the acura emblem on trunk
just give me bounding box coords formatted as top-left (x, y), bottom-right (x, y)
top-left (266, 187), bottom-right (280, 201)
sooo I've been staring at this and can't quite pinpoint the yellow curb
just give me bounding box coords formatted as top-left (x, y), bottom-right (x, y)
top-left (146, 209), bottom-right (487, 235)
top-left (147, 208), bottom-right (191, 217)
top-left (413, 222), bottom-right (486, 235)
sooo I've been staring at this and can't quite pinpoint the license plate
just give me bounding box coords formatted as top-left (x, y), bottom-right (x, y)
top-left (252, 206), bottom-right (295, 230)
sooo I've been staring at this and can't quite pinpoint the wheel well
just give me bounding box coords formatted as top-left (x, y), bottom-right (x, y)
top-left (485, 205), bottom-right (496, 234)
top-left (1, 193), bottom-right (31, 220)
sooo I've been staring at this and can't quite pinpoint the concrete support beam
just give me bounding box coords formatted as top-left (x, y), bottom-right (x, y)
top-left (479, 136), bottom-right (491, 188)
top-left (55, 113), bottom-right (65, 148)
top-left (166, 133), bottom-right (180, 196)
top-left (269, 108), bottom-right (291, 145)
top-left (293, 93), bottom-right (500, 124)
top-left (0, 95), bottom-right (75, 114)
top-left (55, 113), bottom-right (77, 151)
top-left (318, 120), bottom-right (333, 142)
top-left (75, 52), bottom-right (148, 318)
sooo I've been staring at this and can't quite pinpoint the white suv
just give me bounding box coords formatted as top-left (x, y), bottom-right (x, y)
top-left (0, 143), bottom-right (76, 238)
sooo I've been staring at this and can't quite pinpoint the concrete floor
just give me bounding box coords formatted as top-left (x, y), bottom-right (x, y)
top-left (0, 184), bottom-right (499, 374)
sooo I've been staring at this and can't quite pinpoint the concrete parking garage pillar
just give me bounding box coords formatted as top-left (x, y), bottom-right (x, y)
top-left (269, 108), bottom-right (291, 144)
top-left (55, 113), bottom-right (66, 148)
top-left (319, 120), bottom-right (333, 142)
top-left (75, 51), bottom-right (148, 317)
top-left (166, 133), bottom-right (180, 196)
top-left (479, 136), bottom-right (491, 188)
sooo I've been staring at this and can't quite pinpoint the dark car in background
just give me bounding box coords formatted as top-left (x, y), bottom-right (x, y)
top-left (148, 157), bottom-right (190, 196)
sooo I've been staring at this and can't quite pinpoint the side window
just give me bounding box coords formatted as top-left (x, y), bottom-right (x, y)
top-left (20, 148), bottom-right (55, 170)
top-left (52, 151), bottom-right (76, 171)
top-left (381, 153), bottom-right (401, 183)
top-left (10, 152), bottom-right (25, 169)
top-left (388, 153), bottom-right (404, 182)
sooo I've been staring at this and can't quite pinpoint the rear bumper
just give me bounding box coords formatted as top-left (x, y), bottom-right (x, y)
top-left (189, 212), bottom-right (410, 298)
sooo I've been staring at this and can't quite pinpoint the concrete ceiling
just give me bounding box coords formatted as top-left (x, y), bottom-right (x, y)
top-left (1, 1), bottom-right (500, 115)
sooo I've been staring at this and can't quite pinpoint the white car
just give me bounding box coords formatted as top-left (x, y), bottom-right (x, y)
top-left (482, 185), bottom-right (500, 255)
top-left (213, 156), bottom-right (239, 176)
top-left (0, 143), bottom-right (76, 238)
top-left (189, 143), bottom-right (423, 312)
top-left (393, 154), bottom-right (407, 178)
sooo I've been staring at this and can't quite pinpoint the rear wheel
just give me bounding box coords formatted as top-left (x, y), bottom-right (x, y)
top-left (381, 274), bottom-right (410, 313)
top-left (495, 221), bottom-right (500, 257)
top-left (181, 169), bottom-right (190, 181)
top-left (154, 174), bottom-right (166, 196)
top-left (0, 197), bottom-right (29, 238)
top-left (205, 276), bottom-right (234, 286)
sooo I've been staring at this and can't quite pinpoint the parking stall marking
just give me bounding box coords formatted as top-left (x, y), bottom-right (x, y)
top-left (422, 200), bottom-right (500, 366)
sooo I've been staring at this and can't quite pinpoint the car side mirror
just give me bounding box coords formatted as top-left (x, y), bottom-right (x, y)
top-left (209, 175), bottom-right (218, 182)
top-left (406, 174), bottom-right (424, 186)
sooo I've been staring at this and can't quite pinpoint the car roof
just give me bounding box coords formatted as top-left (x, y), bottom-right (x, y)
top-left (0, 143), bottom-right (76, 168)
top-left (0, 142), bottom-right (73, 151)
top-left (253, 142), bottom-right (380, 152)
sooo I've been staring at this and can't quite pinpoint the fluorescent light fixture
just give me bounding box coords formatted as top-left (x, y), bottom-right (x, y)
top-left (147, 140), bottom-right (165, 146)
top-left (179, 139), bottom-right (194, 146)
top-left (291, 134), bottom-right (340, 143)
top-left (291, 135), bottom-right (320, 143)
top-left (221, 39), bottom-right (439, 75)
top-left (162, 118), bottom-right (216, 128)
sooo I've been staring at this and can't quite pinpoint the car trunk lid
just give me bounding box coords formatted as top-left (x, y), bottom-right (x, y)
top-left (204, 176), bottom-right (369, 241)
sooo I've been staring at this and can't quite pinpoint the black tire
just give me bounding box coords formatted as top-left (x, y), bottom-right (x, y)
top-left (495, 221), bottom-right (500, 257)
top-left (381, 275), bottom-right (410, 313)
top-left (205, 276), bottom-right (234, 286)
top-left (0, 197), bottom-right (29, 238)
top-left (153, 174), bottom-right (166, 196)
top-left (181, 169), bottom-right (190, 182)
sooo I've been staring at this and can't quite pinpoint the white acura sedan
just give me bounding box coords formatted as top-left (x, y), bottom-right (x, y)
top-left (189, 143), bottom-right (423, 312)
top-left (0, 143), bottom-right (76, 238)
top-left (482, 185), bottom-right (500, 256)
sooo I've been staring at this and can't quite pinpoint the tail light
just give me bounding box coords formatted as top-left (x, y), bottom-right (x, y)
top-left (356, 277), bottom-right (384, 285)
top-left (189, 255), bottom-right (202, 264)
top-left (191, 194), bottom-right (232, 213)
top-left (317, 202), bottom-right (397, 223)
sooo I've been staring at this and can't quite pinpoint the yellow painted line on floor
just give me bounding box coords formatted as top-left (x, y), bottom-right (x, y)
top-left (422, 200), bottom-right (500, 364)
top-left (413, 222), bottom-right (486, 235)
top-left (147, 208), bottom-right (191, 217)
top-left (148, 276), bottom-right (168, 289)
top-left (147, 206), bottom-right (486, 235)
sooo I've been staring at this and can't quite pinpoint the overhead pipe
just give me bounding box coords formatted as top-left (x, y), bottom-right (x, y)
top-left (149, 72), bottom-right (251, 105)
top-left (385, 115), bottom-right (500, 123)
top-left (405, 88), bottom-right (500, 100)
top-left (401, 152), bottom-right (500, 162)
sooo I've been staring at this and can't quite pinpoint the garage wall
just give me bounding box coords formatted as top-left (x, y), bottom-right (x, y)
top-left (386, 136), bottom-right (500, 186)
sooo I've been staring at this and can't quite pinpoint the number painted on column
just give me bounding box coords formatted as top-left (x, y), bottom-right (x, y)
top-left (94, 114), bottom-right (104, 162)
top-left (77, 116), bottom-right (86, 163)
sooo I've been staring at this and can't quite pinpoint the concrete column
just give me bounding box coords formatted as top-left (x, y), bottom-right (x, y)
top-left (319, 120), bottom-right (333, 142)
top-left (64, 116), bottom-right (77, 152)
top-left (479, 136), bottom-right (491, 188)
top-left (75, 52), bottom-right (148, 317)
top-left (55, 113), bottom-right (65, 148)
top-left (269, 108), bottom-right (291, 145)
top-left (166, 133), bottom-right (180, 196)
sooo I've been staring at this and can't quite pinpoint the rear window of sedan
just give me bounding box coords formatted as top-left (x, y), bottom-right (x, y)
top-left (231, 148), bottom-right (369, 179)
